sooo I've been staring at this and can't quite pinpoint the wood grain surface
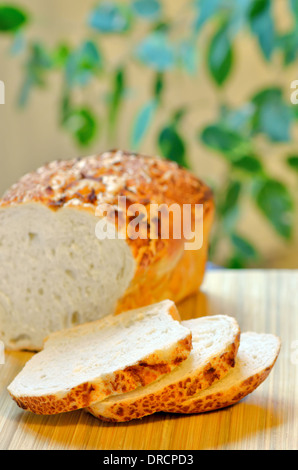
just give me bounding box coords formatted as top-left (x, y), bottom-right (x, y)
top-left (0, 269), bottom-right (297, 450)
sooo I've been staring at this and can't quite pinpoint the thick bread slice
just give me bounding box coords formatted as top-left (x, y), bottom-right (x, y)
top-left (161, 332), bottom-right (281, 415)
top-left (88, 315), bottom-right (240, 422)
top-left (7, 300), bottom-right (192, 415)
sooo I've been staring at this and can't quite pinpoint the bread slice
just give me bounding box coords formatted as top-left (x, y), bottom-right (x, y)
top-left (7, 300), bottom-right (192, 415)
top-left (159, 332), bottom-right (281, 415)
top-left (88, 315), bottom-right (240, 422)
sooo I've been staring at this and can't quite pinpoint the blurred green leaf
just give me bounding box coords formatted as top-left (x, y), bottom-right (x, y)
top-left (251, 88), bottom-right (293, 142)
top-left (220, 180), bottom-right (242, 215)
top-left (231, 233), bottom-right (258, 259)
top-left (60, 91), bottom-right (71, 119)
top-left (62, 107), bottom-right (98, 146)
top-left (177, 39), bottom-right (198, 75)
top-left (18, 76), bottom-right (32, 107)
top-left (207, 23), bottom-right (233, 86)
top-left (293, 101), bottom-right (298, 120)
top-left (158, 124), bottom-right (189, 168)
top-left (10, 31), bottom-right (25, 55)
top-left (254, 178), bottom-right (294, 239)
top-left (227, 0), bottom-right (252, 37)
top-left (65, 40), bottom-right (102, 87)
top-left (18, 43), bottom-right (53, 106)
top-left (219, 103), bottom-right (255, 133)
top-left (88, 2), bottom-right (132, 33)
top-left (172, 108), bottom-right (187, 126)
top-left (153, 72), bottom-right (164, 100)
top-left (278, 30), bottom-right (298, 65)
top-left (222, 207), bottom-right (240, 233)
top-left (232, 154), bottom-right (263, 173)
top-left (286, 155), bottom-right (298, 172)
top-left (248, 0), bottom-right (275, 60)
top-left (131, 99), bottom-right (158, 150)
top-left (193, 0), bottom-right (221, 34)
top-left (200, 125), bottom-right (251, 159)
top-left (289, 0), bottom-right (298, 22)
top-left (226, 255), bottom-right (246, 269)
top-left (152, 20), bottom-right (169, 32)
top-left (131, 98), bottom-right (158, 149)
top-left (132, 0), bottom-right (161, 20)
top-left (135, 31), bottom-right (175, 71)
top-left (52, 43), bottom-right (71, 68)
top-left (130, 73), bottom-right (163, 149)
top-left (107, 67), bottom-right (126, 138)
top-left (26, 42), bottom-right (53, 73)
top-left (194, 0), bottom-right (251, 37)
top-left (0, 5), bottom-right (28, 32)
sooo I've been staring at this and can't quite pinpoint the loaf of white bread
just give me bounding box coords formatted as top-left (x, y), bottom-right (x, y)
top-left (8, 300), bottom-right (280, 420)
top-left (0, 150), bottom-right (214, 350)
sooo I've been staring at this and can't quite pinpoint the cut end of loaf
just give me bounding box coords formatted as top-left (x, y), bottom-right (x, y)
top-left (0, 203), bottom-right (136, 350)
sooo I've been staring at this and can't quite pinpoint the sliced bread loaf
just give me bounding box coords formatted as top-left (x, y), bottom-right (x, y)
top-left (158, 332), bottom-right (281, 415)
top-left (7, 300), bottom-right (192, 415)
top-left (88, 315), bottom-right (240, 422)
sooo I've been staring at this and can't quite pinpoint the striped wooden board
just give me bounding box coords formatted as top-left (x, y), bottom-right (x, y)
top-left (0, 270), bottom-right (297, 450)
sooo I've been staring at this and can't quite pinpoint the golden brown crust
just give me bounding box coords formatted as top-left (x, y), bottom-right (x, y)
top-left (162, 335), bottom-right (281, 416)
top-left (88, 330), bottom-right (240, 422)
top-left (91, 337), bottom-right (279, 422)
top-left (10, 333), bottom-right (192, 415)
top-left (164, 365), bottom-right (275, 414)
top-left (168, 304), bottom-right (182, 322)
top-left (115, 201), bottom-right (214, 312)
top-left (0, 150), bottom-right (213, 211)
top-left (88, 332), bottom-right (281, 423)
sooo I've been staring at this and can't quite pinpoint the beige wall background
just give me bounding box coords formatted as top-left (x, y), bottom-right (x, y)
top-left (0, 0), bottom-right (297, 268)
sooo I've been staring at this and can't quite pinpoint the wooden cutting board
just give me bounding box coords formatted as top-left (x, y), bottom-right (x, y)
top-left (0, 269), bottom-right (297, 450)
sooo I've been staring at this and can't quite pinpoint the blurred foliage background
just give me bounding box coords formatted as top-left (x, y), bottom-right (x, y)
top-left (0, 0), bottom-right (298, 268)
